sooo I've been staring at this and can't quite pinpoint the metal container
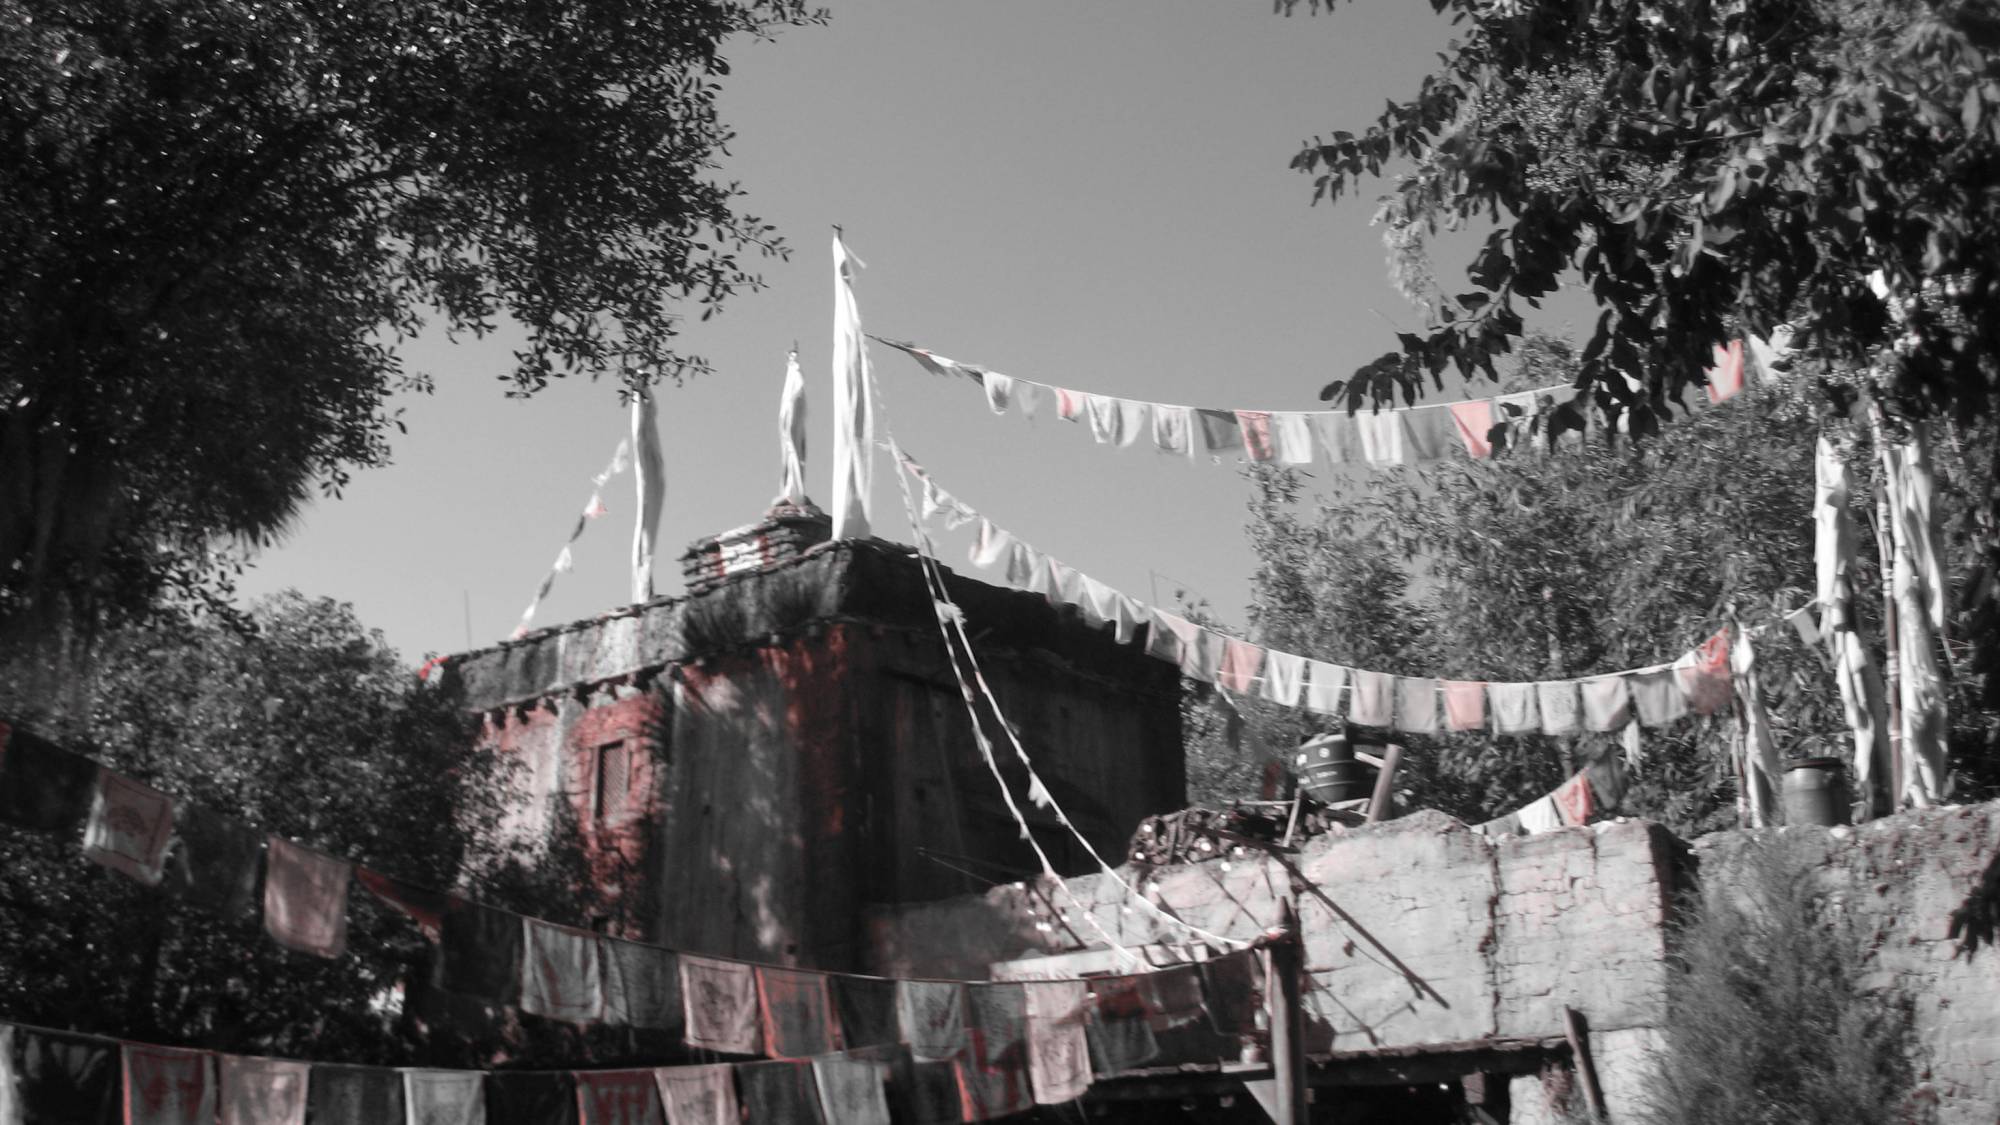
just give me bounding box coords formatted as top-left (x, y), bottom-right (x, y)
top-left (1295, 734), bottom-right (1370, 804)
top-left (1782, 757), bottom-right (1851, 826)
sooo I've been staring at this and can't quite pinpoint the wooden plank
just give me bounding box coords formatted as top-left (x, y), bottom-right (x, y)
top-left (1366, 744), bottom-right (1404, 824)
top-left (1564, 1006), bottom-right (1609, 1121)
top-left (1269, 900), bottom-right (1309, 1125)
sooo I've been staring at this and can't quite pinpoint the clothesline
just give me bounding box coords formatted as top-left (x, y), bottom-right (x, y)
top-left (874, 335), bottom-right (1753, 469)
top-left (892, 448), bottom-right (1740, 739)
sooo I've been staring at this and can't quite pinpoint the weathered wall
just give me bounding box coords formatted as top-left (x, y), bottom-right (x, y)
top-left (1693, 804), bottom-right (2000, 1125)
top-left (443, 540), bottom-right (1185, 969)
top-left (867, 811), bottom-right (1679, 1058)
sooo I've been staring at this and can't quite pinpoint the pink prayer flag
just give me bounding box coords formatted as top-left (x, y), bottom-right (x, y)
top-left (1236, 411), bottom-right (1275, 461)
top-left (1217, 638), bottom-right (1265, 694)
top-left (124, 1044), bottom-right (215, 1125)
top-left (1441, 680), bottom-right (1487, 731)
top-left (1054, 388), bottom-right (1083, 422)
top-left (1706, 339), bottom-right (1746, 403)
top-left (1554, 772), bottom-right (1594, 827)
top-left (263, 836), bottom-right (351, 959)
top-left (1676, 627), bottom-right (1734, 715)
top-left (1447, 401), bottom-right (1495, 458)
top-left (575, 1069), bottom-right (664, 1125)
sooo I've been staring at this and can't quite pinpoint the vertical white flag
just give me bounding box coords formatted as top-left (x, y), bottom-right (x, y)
top-left (1815, 436), bottom-right (1891, 813)
top-left (631, 390), bottom-right (665, 603)
top-left (777, 347), bottom-right (809, 506)
top-left (830, 233), bottom-right (874, 539)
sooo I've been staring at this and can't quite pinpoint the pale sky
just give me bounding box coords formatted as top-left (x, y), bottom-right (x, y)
top-left (237, 1), bottom-right (1575, 662)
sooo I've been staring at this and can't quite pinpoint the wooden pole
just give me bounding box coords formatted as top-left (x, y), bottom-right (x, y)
top-left (1269, 899), bottom-right (1310, 1125)
top-left (1563, 1006), bottom-right (1608, 1122)
top-left (1366, 743), bottom-right (1403, 824)
top-left (1866, 398), bottom-right (1905, 813)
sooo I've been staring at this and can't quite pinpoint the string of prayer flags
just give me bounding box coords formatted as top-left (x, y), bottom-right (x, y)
top-left (899, 446), bottom-right (1745, 739)
top-left (876, 336), bottom-right (1584, 468)
top-left (511, 437), bottom-right (631, 640)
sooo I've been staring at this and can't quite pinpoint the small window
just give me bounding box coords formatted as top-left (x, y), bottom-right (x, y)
top-left (595, 740), bottom-right (632, 824)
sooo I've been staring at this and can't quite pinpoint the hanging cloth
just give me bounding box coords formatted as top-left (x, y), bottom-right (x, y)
top-left (680, 955), bottom-right (761, 1055)
top-left (967, 520), bottom-right (1013, 570)
top-left (734, 1061), bottom-right (826, 1125)
top-left (1441, 680), bottom-right (1487, 732)
top-left (357, 868), bottom-right (448, 940)
top-left (1887, 429), bottom-right (1951, 805)
top-left (757, 967), bottom-right (841, 1059)
top-left (162, 805), bottom-right (265, 922)
top-left (1236, 411), bottom-right (1276, 461)
top-left (1349, 670), bottom-right (1394, 727)
top-left (1180, 628), bottom-right (1223, 685)
top-left (520, 918), bottom-right (604, 1024)
top-left (1356, 411), bottom-right (1406, 465)
top-left (1085, 977), bottom-right (1160, 1075)
top-left (1705, 339), bottom-right (1746, 403)
top-left (1309, 413), bottom-right (1358, 463)
top-left (1815, 436), bottom-right (1891, 800)
top-left (1085, 394), bottom-right (1123, 444)
top-left (122, 1043), bottom-right (216, 1125)
top-left (777, 349), bottom-right (809, 506)
top-left (1395, 677), bottom-right (1438, 733)
top-left (1304, 662), bottom-right (1347, 716)
top-left (1053, 387), bottom-right (1084, 422)
top-left (1675, 628), bottom-right (1733, 715)
top-left (1447, 400), bottom-right (1495, 458)
top-left (1113, 399), bottom-right (1152, 448)
top-left (1536, 681), bottom-right (1582, 736)
top-left (11, 1029), bottom-right (115, 1124)
top-left (1628, 669), bottom-right (1687, 728)
top-left (573, 1070), bottom-right (661, 1125)
top-left (1400, 408), bottom-right (1456, 461)
top-left (959, 982), bottom-right (1033, 1121)
top-left (1516, 795), bottom-right (1563, 835)
top-left (1013, 380), bottom-right (1047, 422)
top-left (304, 1065), bottom-right (401, 1125)
top-left (601, 938), bottom-right (682, 1033)
top-left (1147, 609), bottom-right (1201, 667)
top-left (1217, 639), bottom-right (1265, 695)
top-left (1151, 404), bottom-right (1193, 457)
top-left (438, 898), bottom-right (524, 1006)
top-left (982, 371), bottom-right (1013, 416)
top-left (219, 1055), bottom-right (308, 1125)
top-left (404, 1069), bottom-right (486, 1125)
top-left (1487, 682), bottom-right (1540, 735)
top-left (811, 1052), bottom-right (893, 1125)
top-left (829, 234), bottom-right (875, 540)
top-left (896, 980), bottom-right (969, 1063)
top-left (482, 1072), bottom-right (576, 1125)
top-left (262, 836), bottom-right (351, 959)
top-left (831, 976), bottom-right (900, 1051)
top-left (82, 768), bottom-right (174, 886)
top-left (1260, 651), bottom-right (1307, 707)
top-left (1730, 634), bottom-right (1782, 828)
top-left (1272, 412), bottom-right (1315, 465)
top-left (1552, 773), bottom-right (1594, 826)
top-left (652, 1066), bottom-right (737, 1125)
top-left (1021, 981), bottom-right (1091, 1106)
top-left (1579, 675), bottom-right (1632, 732)
top-left (630, 390), bottom-right (666, 603)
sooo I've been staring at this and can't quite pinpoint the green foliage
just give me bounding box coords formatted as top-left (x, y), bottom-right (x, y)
top-left (0, 593), bottom-right (588, 1063)
top-left (1218, 337), bottom-right (1999, 831)
top-left (0, 0), bottom-right (822, 635)
top-left (1639, 835), bottom-right (1933, 1125)
top-left (1282, 0), bottom-right (2000, 704)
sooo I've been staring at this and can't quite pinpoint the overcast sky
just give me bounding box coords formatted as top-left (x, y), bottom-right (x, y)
top-left (236, 1), bottom-right (1580, 662)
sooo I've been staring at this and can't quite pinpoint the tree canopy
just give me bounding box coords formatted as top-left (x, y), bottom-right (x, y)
top-left (0, 0), bottom-right (820, 637)
top-left (1286, 0), bottom-right (2000, 706)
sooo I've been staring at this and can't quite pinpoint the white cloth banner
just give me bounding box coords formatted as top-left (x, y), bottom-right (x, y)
top-left (830, 235), bottom-right (875, 539)
top-left (777, 348), bottom-right (808, 505)
top-left (631, 391), bottom-right (665, 603)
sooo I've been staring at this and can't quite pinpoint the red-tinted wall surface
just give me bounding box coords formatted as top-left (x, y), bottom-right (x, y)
top-left (449, 541), bottom-right (1184, 969)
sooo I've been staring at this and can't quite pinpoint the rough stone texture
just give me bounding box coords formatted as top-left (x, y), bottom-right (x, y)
top-left (867, 810), bottom-right (1675, 1064)
top-left (1695, 804), bottom-right (2000, 1125)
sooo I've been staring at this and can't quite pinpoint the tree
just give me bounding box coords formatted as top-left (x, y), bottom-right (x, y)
top-left (0, 0), bottom-right (821, 637)
top-left (1219, 336), bottom-right (1999, 834)
top-left (1284, 0), bottom-right (2000, 700)
top-left (0, 593), bottom-right (595, 1064)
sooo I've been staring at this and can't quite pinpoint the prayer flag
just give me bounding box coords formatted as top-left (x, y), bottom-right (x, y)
top-left (82, 767), bottom-right (174, 886)
top-left (573, 1069), bottom-right (660, 1125)
top-left (1441, 680), bottom-right (1487, 732)
top-left (679, 955), bottom-right (761, 1055)
top-left (520, 918), bottom-right (605, 1024)
top-left (757, 966), bottom-right (841, 1059)
top-left (263, 837), bottom-right (351, 959)
top-left (403, 1068), bottom-right (484, 1125)
top-left (123, 1044), bottom-right (215, 1125)
top-left (651, 1066), bottom-right (736, 1125)
top-left (219, 1055), bottom-right (308, 1125)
